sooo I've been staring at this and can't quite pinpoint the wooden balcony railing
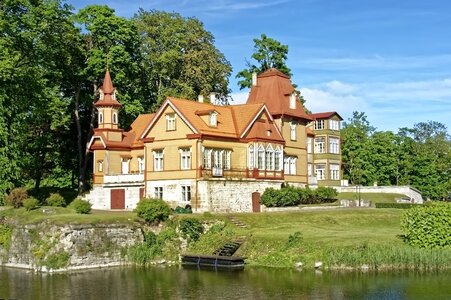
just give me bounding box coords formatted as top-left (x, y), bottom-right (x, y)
top-left (200, 168), bottom-right (284, 180)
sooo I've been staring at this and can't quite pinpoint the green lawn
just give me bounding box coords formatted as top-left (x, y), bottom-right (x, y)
top-left (337, 192), bottom-right (407, 204)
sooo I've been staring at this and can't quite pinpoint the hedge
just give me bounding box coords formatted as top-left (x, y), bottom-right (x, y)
top-left (375, 203), bottom-right (419, 209)
top-left (261, 186), bottom-right (338, 207)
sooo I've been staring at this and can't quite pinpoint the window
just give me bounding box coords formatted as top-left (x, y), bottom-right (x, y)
top-left (212, 149), bottom-right (223, 169)
top-left (307, 138), bottom-right (313, 154)
top-left (121, 158), bottom-right (130, 174)
top-left (314, 120), bottom-right (324, 130)
top-left (180, 148), bottom-right (191, 170)
top-left (209, 112), bottom-right (218, 127)
top-left (98, 112), bottom-right (103, 124)
top-left (203, 148), bottom-right (212, 169)
top-left (98, 160), bottom-right (103, 173)
top-left (248, 145), bottom-right (254, 169)
top-left (275, 147), bottom-right (283, 171)
top-left (290, 122), bottom-right (297, 141)
top-left (154, 150), bottom-right (164, 171)
top-left (329, 138), bottom-right (340, 154)
top-left (166, 114), bottom-right (176, 131)
top-left (330, 164), bottom-right (340, 180)
top-left (266, 145), bottom-right (274, 171)
top-left (315, 164), bottom-right (326, 180)
top-left (289, 93), bottom-right (296, 109)
top-left (154, 187), bottom-right (163, 199)
top-left (329, 120), bottom-right (340, 130)
top-left (112, 112), bottom-right (118, 124)
top-left (257, 145), bottom-right (265, 170)
top-left (138, 157), bottom-right (145, 173)
top-left (181, 185), bottom-right (191, 202)
top-left (314, 137), bottom-right (326, 153)
top-left (284, 156), bottom-right (297, 175)
top-left (307, 163), bottom-right (313, 177)
top-left (224, 150), bottom-right (231, 170)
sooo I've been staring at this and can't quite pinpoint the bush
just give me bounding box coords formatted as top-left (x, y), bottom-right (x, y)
top-left (69, 198), bottom-right (92, 214)
top-left (261, 188), bottom-right (280, 207)
top-left (23, 197), bottom-right (39, 211)
top-left (174, 205), bottom-right (192, 214)
top-left (315, 187), bottom-right (338, 202)
top-left (179, 218), bottom-right (204, 241)
top-left (376, 203), bottom-right (418, 209)
top-left (297, 187), bottom-right (315, 204)
top-left (401, 202), bottom-right (451, 249)
top-left (5, 187), bottom-right (28, 208)
top-left (46, 193), bottom-right (66, 207)
top-left (135, 198), bottom-right (171, 223)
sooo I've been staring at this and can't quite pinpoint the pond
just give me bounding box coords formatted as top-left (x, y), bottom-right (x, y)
top-left (0, 266), bottom-right (450, 299)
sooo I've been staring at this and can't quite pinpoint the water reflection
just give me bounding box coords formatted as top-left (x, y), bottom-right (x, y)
top-left (0, 266), bottom-right (450, 299)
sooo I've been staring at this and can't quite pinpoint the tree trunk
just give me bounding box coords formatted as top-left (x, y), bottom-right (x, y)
top-left (74, 85), bottom-right (84, 193)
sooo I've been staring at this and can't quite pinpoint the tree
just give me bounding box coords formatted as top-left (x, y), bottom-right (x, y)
top-left (236, 34), bottom-right (291, 89)
top-left (133, 10), bottom-right (232, 107)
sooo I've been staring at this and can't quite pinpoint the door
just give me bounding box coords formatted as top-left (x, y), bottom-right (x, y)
top-left (139, 188), bottom-right (145, 200)
top-left (121, 159), bottom-right (129, 174)
top-left (111, 189), bottom-right (125, 209)
top-left (252, 192), bottom-right (261, 213)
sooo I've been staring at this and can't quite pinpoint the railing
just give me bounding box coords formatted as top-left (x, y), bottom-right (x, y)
top-left (200, 168), bottom-right (284, 180)
top-left (104, 173), bottom-right (144, 183)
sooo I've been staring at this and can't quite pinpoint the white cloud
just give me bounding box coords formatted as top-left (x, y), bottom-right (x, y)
top-left (230, 91), bottom-right (250, 104)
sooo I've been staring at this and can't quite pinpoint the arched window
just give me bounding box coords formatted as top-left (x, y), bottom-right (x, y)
top-left (275, 146), bottom-right (283, 171)
top-left (248, 145), bottom-right (254, 169)
top-left (257, 145), bottom-right (265, 170)
top-left (266, 144), bottom-right (274, 171)
top-left (112, 112), bottom-right (118, 124)
top-left (98, 112), bottom-right (103, 124)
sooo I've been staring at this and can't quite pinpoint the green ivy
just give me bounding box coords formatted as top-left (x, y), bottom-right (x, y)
top-left (0, 225), bottom-right (12, 249)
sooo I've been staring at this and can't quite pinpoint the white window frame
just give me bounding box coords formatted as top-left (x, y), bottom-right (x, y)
top-left (180, 148), bottom-right (191, 170)
top-left (121, 158), bottom-right (130, 174)
top-left (112, 112), bottom-right (118, 124)
top-left (330, 164), bottom-right (340, 180)
top-left (290, 157), bottom-right (297, 175)
top-left (265, 145), bottom-right (274, 171)
top-left (209, 112), bottom-right (218, 127)
top-left (224, 150), bottom-right (231, 170)
top-left (257, 145), bottom-right (265, 170)
top-left (166, 114), bottom-right (176, 131)
top-left (154, 187), bottom-right (163, 199)
top-left (154, 150), bottom-right (164, 171)
top-left (284, 156), bottom-right (297, 175)
top-left (98, 112), bottom-right (103, 124)
top-left (248, 145), bottom-right (254, 169)
top-left (98, 160), bottom-right (103, 173)
top-left (138, 157), bottom-right (145, 174)
top-left (315, 164), bottom-right (326, 180)
top-left (307, 137), bottom-right (313, 154)
top-left (290, 122), bottom-right (297, 141)
top-left (314, 137), bottom-right (326, 153)
top-left (181, 185), bottom-right (191, 202)
top-left (275, 146), bottom-right (283, 171)
top-left (314, 120), bottom-right (324, 130)
top-left (329, 120), bottom-right (340, 131)
top-left (204, 148), bottom-right (212, 169)
top-left (289, 93), bottom-right (296, 109)
top-left (329, 137), bottom-right (340, 154)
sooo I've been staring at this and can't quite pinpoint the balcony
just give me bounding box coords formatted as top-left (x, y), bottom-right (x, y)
top-left (200, 168), bottom-right (284, 180)
top-left (104, 173), bottom-right (144, 184)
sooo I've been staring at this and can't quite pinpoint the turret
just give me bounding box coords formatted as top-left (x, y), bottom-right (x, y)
top-left (94, 69), bottom-right (122, 129)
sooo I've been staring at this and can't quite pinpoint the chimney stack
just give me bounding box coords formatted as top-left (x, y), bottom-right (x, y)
top-left (209, 92), bottom-right (216, 104)
top-left (252, 72), bottom-right (257, 86)
top-left (198, 94), bottom-right (204, 103)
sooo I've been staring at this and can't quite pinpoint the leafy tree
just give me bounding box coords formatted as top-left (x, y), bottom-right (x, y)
top-left (236, 34), bottom-right (291, 89)
top-left (366, 131), bottom-right (398, 185)
top-left (133, 10), bottom-right (232, 106)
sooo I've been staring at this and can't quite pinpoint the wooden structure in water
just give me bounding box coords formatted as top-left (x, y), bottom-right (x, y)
top-left (181, 254), bottom-right (245, 270)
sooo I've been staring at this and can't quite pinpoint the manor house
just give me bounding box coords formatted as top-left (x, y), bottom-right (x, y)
top-left (85, 68), bottom-right (342, 212)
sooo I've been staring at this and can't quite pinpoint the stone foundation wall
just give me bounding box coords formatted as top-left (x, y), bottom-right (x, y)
top-left (84, 183), bottom-right (144, 210)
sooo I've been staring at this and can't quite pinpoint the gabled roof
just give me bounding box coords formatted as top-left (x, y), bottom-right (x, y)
top-left (247, 68), bottom-right (312, 121)
top-left (309, 111), bottom-right (343, 120)
top-left (140, 97), bottom-right (283, 142)
top-left (94, 69), bottom-right (122, 108)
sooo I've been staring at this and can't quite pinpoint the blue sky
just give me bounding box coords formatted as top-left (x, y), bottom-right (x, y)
top-left (71, 0), bottom-right (451, 132)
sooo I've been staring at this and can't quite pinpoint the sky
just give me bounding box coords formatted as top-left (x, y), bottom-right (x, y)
top-left (71, 0), bottom-right (451, 132)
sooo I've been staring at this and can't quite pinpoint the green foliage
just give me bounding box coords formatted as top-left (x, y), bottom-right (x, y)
top-left (262, 187), bottom-right (338, 207)
top-left (286, 231), bottom-right (303, 249)
top-left (179, 218), bottom-right (204, 241)
top-left (42, 251), bottom-right (70, 269)
top-left (236, 34), bottom-right (291, 89)
top-left (134, 198), bottom-right (171, 223)
top-left (375, 203), bottom-right (418, 209)
top-left (0, 225), bottom-right (12, 249)
top-left (46, 193), bottom-right (66, 207)
top-left (401, 202), bottom-right (451, 249)
top-left (23, 197), bottom-right (39, 211)
top-left (5, 187), bottom-right (28, 208)
top-left (144, 231), bottom-right (157, 247)
top-left (69, 198), bottom-right (92, 214)
top-left (174, 206), bottom-right (192, 214)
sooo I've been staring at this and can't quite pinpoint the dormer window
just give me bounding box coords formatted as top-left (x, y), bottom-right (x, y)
top-left (112, 112), bottom-right (118, 124)
top-left (98, 112), bottom-right (103, 124)
top-left (289, 93), bottom-right (296, 109)
top-left (209, 112), bottom-right (218, 127)
top-left (99, 90), bottom-right (104, 100)
top-left (112, 91), bottom-right (116, 100)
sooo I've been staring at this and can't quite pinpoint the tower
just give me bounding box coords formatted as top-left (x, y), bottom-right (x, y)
top-left (95, 69), bottom-right (122, 129)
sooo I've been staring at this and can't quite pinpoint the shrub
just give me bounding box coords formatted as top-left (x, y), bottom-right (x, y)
top-left (135, 198), bottom-right (171, 223)
top-left (297, 187), bottom-right (315, 204)
top-left (315, 187), bottom-right (338, 202)
top-left (279, 187), bottom-right (300, 206)
top-left (376, 203), bottom-right (418, 209)
top-left (174, 205), bottom-right (192, 214)
top-left (179, 218), bottom-right (204, 241)
top-left (261, 188), bottom-right (281, 207)
top-left (23, 197), bottom-right (39, 211)
top-left (144, 231), bottom-right (158, 247)
top-left (69, 198), bottom-right (92, 214)
top-left (5, 187), bottom-right (28, 208)
top-left (401, 202), bottom-right (451, 249)
top-left (46, 193), bottom-right (66, 207)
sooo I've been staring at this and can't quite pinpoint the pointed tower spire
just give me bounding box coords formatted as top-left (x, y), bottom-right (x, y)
top-left (102, 68), bottom-right (114, 94)
top-left (95, 68), bottom-right (122, 108)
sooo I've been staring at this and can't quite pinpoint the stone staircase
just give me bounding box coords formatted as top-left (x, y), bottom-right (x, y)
top-left (228, 215), bottom-right (248, 228)
top-left (213, 236), bottom-right (247, 257)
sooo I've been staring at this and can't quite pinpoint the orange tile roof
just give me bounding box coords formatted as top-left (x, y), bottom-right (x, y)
top-left (94, 69), bottom-right (122, 108)
top-left (247, 68), bottom-right (312, 121)
top-left (309, 111), bottom-right (343, 120)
